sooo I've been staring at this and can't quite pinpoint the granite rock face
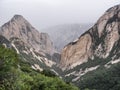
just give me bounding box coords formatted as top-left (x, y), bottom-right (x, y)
top-left (60, 5), bottom-right (120, 70)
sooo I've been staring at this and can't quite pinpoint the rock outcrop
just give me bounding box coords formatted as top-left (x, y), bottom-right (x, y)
top-left (60, 4), bottom-right (120, 70)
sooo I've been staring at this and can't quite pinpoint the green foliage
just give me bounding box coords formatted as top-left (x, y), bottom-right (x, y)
top-left (41, 69), bottom-right (56, 77)
top-left (0, 45), bottom-right (79, 90)
top-left (79, 63), bottom-right (120, 90)
top-left (63, 56), bottom-right (112, 83)
top-left (64, 56), bottom-right (112, 75)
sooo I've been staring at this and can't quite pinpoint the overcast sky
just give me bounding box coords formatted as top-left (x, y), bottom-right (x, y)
top-left (0, 0), bottom-right (120, 29)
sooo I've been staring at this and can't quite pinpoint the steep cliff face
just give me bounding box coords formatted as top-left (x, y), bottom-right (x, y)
top-left (0, 15), bottom-right (54, 54)
top-left (60, 4), bottom-right (120, 70)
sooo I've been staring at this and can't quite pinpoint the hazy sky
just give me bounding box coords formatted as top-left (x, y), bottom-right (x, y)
top-left (0, 0), bottom-right (120, 29)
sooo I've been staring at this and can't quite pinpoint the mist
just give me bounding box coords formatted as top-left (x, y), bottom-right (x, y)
top-left (0, 0), bottom-right (120, 29)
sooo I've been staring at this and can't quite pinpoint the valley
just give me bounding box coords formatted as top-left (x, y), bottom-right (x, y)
top-left (0, 4), bottom-right (120, 90)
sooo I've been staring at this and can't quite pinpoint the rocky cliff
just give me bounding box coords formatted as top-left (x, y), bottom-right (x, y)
top-left (60, 4), bottom-right (120, 70)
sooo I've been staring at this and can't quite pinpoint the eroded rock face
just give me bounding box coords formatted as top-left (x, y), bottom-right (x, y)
top-left (60, 4), bottom-right (120, 70)
top-left (0, 15), bottom-right (54, 54)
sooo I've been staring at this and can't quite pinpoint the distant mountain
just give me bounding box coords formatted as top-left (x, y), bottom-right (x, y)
top-left (42, 24), bottom-right (93, 52)
top-left (59, 4), bottom-right (120, 89)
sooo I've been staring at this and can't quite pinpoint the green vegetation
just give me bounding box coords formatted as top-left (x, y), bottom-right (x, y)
top-left (61, 55), bottom-right (120, 90)
top-left (2, 44), bottom-right (120, 90)
top-left (0, 45), bottom-right (79, 90)
top-left (64, 56), bottom-right (112, 75)
top-left (79, 63), bottom-right (120, 90)
top-left (63, 57), bottom-right (112, 83)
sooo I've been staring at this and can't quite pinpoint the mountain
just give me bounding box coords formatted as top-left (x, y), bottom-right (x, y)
top-left (0, 15), bottom-right (54, 55)
top-left (60, 4), bottom-right (120, 70)
top-left (42, 24), bottom-right (92, 52)
top-left (0, 15), bottom-right (58, 72)
top-left (59, 4), bottom-right (120, 89)
top-left (0, 16), bottom-right (79, 90)
top-left (1, 4), bottom-right (120, 90)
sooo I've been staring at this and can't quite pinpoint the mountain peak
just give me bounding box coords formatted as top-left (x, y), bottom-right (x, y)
top-left (13, 14), bottom-right (23, 19)
top-left (106, 4), bottom-right (120, 12)
top-left (10, 14), bottom-right (26, 22)
top-left (1, 14), bottom-right (34, 37)
top-left (0, 15), bottom-right (55, 55)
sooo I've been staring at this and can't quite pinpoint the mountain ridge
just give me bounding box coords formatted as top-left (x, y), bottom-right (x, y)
top-left (60, 4), bottom-right (120, 70)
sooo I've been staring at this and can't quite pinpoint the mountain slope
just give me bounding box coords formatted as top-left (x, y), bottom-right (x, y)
top-left (78, 63), bottom-right (120, 90)
top-left (0, 45), bottom-right (79, 90)
top-left (0, 15), bottom-right (58, 72)
top-left (42, 24), bottom-right (92, 52)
